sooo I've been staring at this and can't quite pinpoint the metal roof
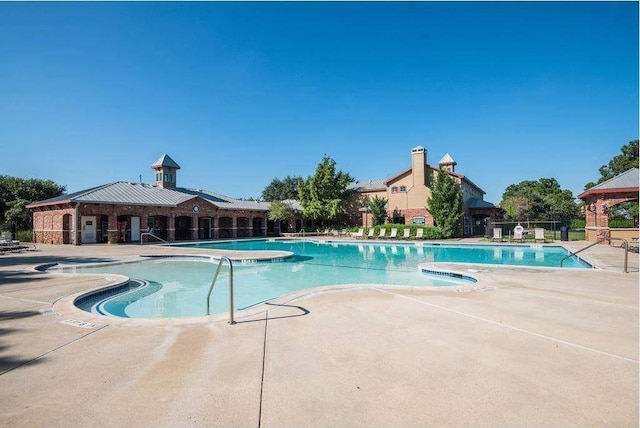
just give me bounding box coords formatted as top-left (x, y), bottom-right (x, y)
top-left (179, 188), bottom-right (271, 211)
top-left (438, 153), bottom-right (456, 165)
top-left (588, 168), bottom-right (638, 191)
top-left (281, 199), bottom-right (303, 211)
top-left (348, 179), bottom-right (387, 191)
top-left (151, 154), bottom-right (181, 169)
top-left (27, 181), bottom-right (275, 211)
top-left (466, 197), bottom-right (497, 209)
top-left (35, 181), bottom-right (194, 207)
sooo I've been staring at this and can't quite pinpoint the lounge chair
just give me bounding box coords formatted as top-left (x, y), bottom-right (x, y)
top-left (0, 240), bottom-right (31, 253)
top-left (402, 229), bottom-right (411, 239)
top-left (534, 228), bottom-right (545, 243)
top-left (389, 228), bottom-right (398, 239)
top-left (414, 228), bottom-right (424, 240)
top-left (513, 224), bottom-right (524, 242)
top-left (377, 229), bottom-right (386, 239)
top-left (492, 228), bottom-right (502, 242)
top-left (352, 228), bottom-right (364, 239)
top-left (366, 228), bottom-right (375, 239)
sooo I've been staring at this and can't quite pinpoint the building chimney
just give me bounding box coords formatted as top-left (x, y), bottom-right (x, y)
top-left (411, 146), bottom-right (427, 187)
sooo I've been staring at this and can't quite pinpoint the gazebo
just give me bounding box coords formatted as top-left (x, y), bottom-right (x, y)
top-left (578, 168), bottom-right (639, 243)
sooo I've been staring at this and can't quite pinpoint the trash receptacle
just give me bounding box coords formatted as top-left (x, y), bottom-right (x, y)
top-left (560, 226), bottom-right (569, 241)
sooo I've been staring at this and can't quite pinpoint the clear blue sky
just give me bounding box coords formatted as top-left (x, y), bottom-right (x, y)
top-left (1, 2), bottom-right (638, 204)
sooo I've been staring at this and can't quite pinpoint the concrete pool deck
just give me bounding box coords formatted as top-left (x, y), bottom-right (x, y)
top-left (0, 239), bottom-right (637, 427)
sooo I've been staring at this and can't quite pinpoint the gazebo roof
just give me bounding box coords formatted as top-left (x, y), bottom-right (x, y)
top-left (578, 168), bottom-right (639, 199)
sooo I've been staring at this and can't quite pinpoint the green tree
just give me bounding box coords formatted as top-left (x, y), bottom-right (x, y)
top-left (427, 168), bottom-right (462, 238)
top-left (261, 176), bottom-right (303, 201)
top-left (367, 196), bottom-right (388, 226)
top-left (0, 176), bottom-right (66, 232)
top-left (501, 178), bottom-right (579, 220)
top-left (297, 155), bottom-right (354, 225)
top-left (268, 200), bottom-right (294, 223)
top-left (584, 140), bottom-right (639, 189)
top-left (2, 199), bottom-right (32, 235)
top-left (501, 196), bottom-right (529, 220)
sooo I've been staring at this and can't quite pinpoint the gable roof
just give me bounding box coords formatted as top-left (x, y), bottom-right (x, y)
top-left (27, 182), bottom-right (271, 211)
top-left (178, 187), bottom-right (270, 211)
top-left (348, 179), bottom-right (387, 192)
top-left (466, 197), bottom-right (497, 209)
top-left (151, 154), bottom-right (181, 169)
top-left (379, 164), bottom-right (485, 195)
top-left (27, 182), bottom-right (195, 208)
top-left (578, 168), bottom-right (639, 199)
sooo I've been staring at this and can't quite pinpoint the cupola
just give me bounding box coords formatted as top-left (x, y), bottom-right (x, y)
top-left (151, 154), bottom-right (181, 189)
top-left (438, 153), bottom-right (457, 172)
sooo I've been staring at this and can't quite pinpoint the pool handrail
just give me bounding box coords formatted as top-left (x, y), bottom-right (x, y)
top-left (140, 229), bottom-right (168, 245)
top-left (610, 238), bottom-right (631, 274)
top-left (206, 256), bottom-right (235, 324)
top-left (559, 237), bottom-right (607, 269)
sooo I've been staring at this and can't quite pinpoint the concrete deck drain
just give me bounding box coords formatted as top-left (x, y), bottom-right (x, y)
top-left (61, 319), bottom-right (99, 329)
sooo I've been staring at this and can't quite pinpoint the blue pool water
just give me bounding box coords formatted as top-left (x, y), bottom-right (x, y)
top-left (67, 240), bottom-right (590, 319)
top-left (180, 239), bottom-right (592, 269)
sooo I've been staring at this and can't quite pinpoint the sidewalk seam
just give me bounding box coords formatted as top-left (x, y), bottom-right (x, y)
top-left (0, 325), bottom-right (109, 376)
top-left (258, 310), bottom-right (268, 428)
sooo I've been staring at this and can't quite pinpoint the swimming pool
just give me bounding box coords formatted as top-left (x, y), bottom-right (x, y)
top-left (178, 239), bottom-right (592, 269)
top-left (63, 240), bottom-right (591, 319)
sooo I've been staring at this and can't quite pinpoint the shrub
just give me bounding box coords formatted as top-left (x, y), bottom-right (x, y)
top-left (16, 230), bottom-right (32, 242)
top-left (569, 218), bottom-right (586, 229)
top-left (608, 218), bottom-right (634, 228)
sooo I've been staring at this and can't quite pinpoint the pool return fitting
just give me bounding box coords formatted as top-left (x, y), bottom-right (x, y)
top-left (206, 256), bottom-right (235, 324)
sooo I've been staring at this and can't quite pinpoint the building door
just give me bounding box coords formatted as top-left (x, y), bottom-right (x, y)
top-left (131, 216), bottom-right (141, 242)
top-left (198, 217), bottom-right (211, 239)
top-left (81, 216), bottom-right (97, 244)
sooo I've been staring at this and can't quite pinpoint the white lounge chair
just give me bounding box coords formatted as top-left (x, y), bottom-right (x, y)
top-left (389, 228), bottom-right (398, 239)
top-left (513, 224), bottom-right (524, 242)
top-left (366, 228), bottom-right (375, 239)
top-left (377, 229), bottom-right (386, 239)
top-left (402, 229), bottom-right (411, 239)
top-left (352, 228), bottom-right (364, 238)
top-left (492, 228), bottom-right (502, 242)
top-left (414, 228), bottom-right (424, 240)
top-left (534, 228), bottom-right (545, 243)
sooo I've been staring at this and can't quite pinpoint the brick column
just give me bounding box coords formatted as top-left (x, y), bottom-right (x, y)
top-left (191, 215), bottom-right (199, 240)
top-left (232, 215), bottom-right (237, 238)
top-left (167, 214), bottom-right (175, 241)
top-left (74, 211), bottom-right (82, 245)
top-left (107, 212), bottom-right (118, 244)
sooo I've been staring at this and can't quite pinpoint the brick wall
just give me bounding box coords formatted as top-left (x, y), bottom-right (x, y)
top-left (32, 204), bottom-right (74, 245)
top-left (31, 198), bottom-right (269, 245)
top-left (388, 207), bottom-right (435, 226)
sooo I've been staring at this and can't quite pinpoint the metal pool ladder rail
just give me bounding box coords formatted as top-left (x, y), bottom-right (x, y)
top-left (559, 238), bottom-right (606, 269)
top-left (206, 256), bottom-right (235, 324)
top-left (140, 229), bottom-right (168, 245)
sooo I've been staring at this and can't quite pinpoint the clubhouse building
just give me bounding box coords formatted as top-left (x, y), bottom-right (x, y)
top-left (28, 148), bottom-right (500, 245)
top-left (349, 146), bottom-right (500, 236)
top-left (27, 155), bottom-right (272, 245)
